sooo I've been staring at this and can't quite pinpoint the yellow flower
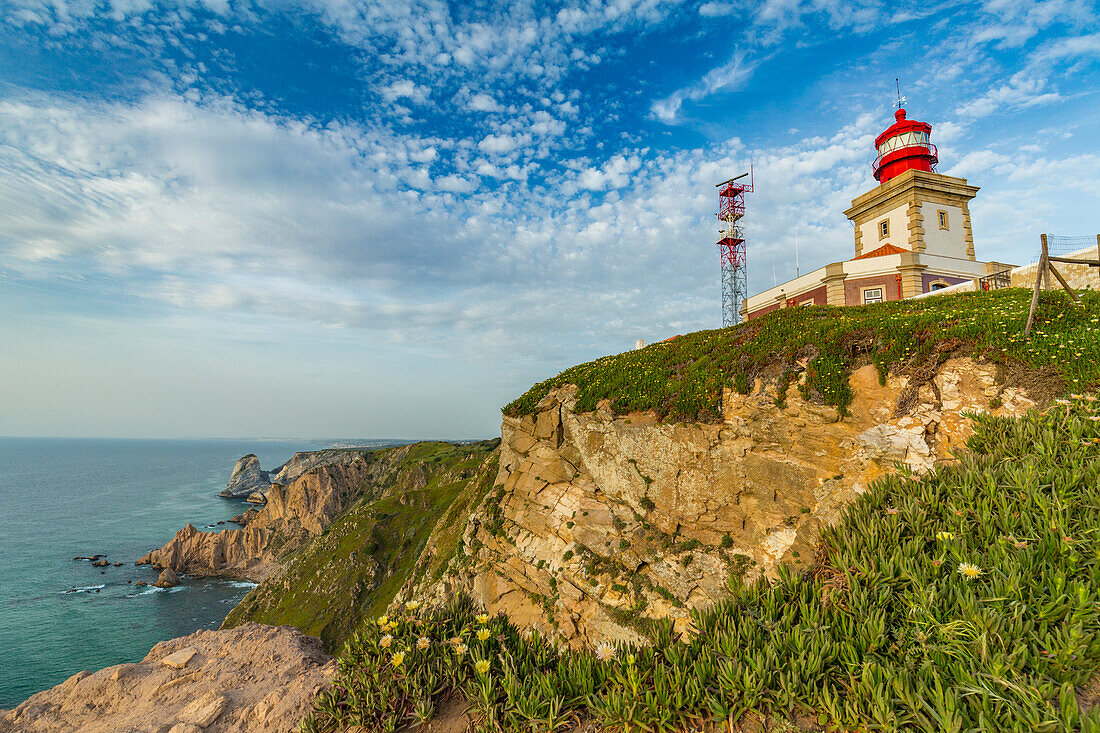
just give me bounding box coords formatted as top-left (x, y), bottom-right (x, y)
top-left (936, 531), bottom-right (955, 541)
top-left (475, 659), bottom-right (491, 675)
top-left (476, 629), bottom-right (491, 642)
top-left (417, 636), bottom-right (430, 650)
top-left (476, 614), bottom-right (490, 624)
top-left (377, 615), bottom-right (389, 627)
top-left (405, 600), bottom-right (421, 611)
top-left (625, 654), bottom-right (636, 666)
top-left (391, 652), bottom-right (405, 667)
top-left (957, 562), bottom-right (982, 580)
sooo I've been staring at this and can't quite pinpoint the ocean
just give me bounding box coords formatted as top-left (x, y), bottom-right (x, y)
top-left (0, 437), bottom-right (352, 709)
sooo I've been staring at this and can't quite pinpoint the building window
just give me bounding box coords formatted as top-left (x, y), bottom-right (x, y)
top-left (931, 281), bottom-right (948, 291)
top-left (938, 210), bottom-right (949, 230)
top-left (879, 220), bottom-right (889, 239)
top-left (801, 298), bottom-right (814, 306)
top-left (863, 287), bottom-right (883, 304)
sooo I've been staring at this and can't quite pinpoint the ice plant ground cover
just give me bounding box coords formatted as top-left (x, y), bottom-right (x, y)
top-left (505, 288), bottom-right (1100, 421)
top-left (303, 397), bottom-right (1100, 732)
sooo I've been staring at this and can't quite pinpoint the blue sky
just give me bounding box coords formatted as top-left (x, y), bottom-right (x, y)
top-left (1, 0), bottom-right (1098, 439)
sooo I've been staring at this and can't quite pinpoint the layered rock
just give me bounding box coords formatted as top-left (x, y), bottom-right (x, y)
top-left (452, 358), bottom-right (1037, 647)
top-left (224, 441), bottom-right (500, 651)
top-left (221, 449), bottom-right (365, 500)
top-left (220, 455), bottom-right (271, 498)
top-left (0, 623), bottom-right (333, 733)
top-left (139, 456), bottom-right (376, 581)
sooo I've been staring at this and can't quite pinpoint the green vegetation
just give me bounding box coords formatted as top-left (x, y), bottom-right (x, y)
top-left (223, 440), bottom-right (498, 651)
top-left (304, 396), bottom-right (1100, 732)
top-left (504, 289), bottom-right (1100, 422)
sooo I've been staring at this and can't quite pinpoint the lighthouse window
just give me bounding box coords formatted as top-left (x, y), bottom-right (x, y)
top-left (879, 220), bottom-right (889, 239)
top-left (938, 210), bottom-right (949, 230)
top-left (863, 288), bottom-right (884, 304)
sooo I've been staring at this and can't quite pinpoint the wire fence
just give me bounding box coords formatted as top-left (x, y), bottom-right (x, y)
top-left (1047, 234), bottom-right (1099, 257)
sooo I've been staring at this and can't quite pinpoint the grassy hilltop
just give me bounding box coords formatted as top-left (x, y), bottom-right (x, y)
top-left (507, 288), bottom-right (1100, 421)
top-left (296, 289), bottom-right (1100, 732)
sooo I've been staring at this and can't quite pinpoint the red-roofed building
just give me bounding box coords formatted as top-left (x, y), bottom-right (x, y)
top-left (742, 108), bottom-right (1014, 320)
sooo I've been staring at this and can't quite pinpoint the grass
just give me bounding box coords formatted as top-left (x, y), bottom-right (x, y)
top-left (303, 395), bottom-right (1100, 732)
top-left (504, 289), bottom-right (1100, 422)
top-left (222, 440), bottom-right (498, 651)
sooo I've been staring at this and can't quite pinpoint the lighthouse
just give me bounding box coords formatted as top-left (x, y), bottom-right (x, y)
top-left (845, 105), bottom-right (977, 265)
top-left (872, 107), bottom-right (938, 183)
top-left (740, 104), bottom-right (1014, 320)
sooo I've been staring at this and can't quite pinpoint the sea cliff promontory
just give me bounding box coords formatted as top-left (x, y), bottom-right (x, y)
top-left (8, 289), bottom-right (1100, 732)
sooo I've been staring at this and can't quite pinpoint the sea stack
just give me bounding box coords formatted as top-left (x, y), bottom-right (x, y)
top-left (220, 455), bottom-right (271, 498)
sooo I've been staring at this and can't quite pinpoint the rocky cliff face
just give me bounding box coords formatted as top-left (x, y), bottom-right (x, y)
top-left (0, 623), bottom-right (332, 733)
top-left (223, 441), bottom-right (500, 651)
top-left (220, 454), bottom-right (271, 498)
top-left (139, 456), bottom-right (376, 581)
top-left (219, 449), bottom-right (363, 500)
top-left (451, 358), bottom-right (1038, 647)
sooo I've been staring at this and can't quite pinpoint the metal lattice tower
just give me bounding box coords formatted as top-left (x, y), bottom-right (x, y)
top-left (716, 168), bottom-right (753, 326)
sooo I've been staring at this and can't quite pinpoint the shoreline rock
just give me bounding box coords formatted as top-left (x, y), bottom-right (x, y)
top-left (0, 623), bottom-right (334, 733)
top-left (153, 569), bottom-right (180, 588)
top-left (138, 456), bottom-right (375, 583)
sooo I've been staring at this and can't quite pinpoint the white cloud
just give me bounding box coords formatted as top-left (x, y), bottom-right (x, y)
top-left (381, 79), bottom-right (430, 104)
top-left (434, 174), bottom-right (476, 193)
top-left (698, 2), bottom-right (736, 17)
top-left (652, 52), bottom-right (757, 124)
top-left (477, 132), bottom-right (530, 155)
top-left (467, 93), bottom-right (504, 113)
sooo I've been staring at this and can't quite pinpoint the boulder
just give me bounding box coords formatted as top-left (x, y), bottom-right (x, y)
top-left (154, 569), bottom-right (180, 588)
top-left (0, 623), bottom-right (335, 733)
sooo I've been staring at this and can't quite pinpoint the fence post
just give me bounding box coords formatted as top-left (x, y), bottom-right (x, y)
top-left (1041, 233), bottom-right (1051, 290)
top-left (1024, 234), bottom-right (1047, 337)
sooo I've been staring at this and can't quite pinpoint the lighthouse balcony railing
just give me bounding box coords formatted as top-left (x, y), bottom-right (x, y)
top-left (872, 142), bottom-right (938, 173)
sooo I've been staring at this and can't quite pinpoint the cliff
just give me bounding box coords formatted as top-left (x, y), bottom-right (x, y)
top-left (221, 454), bottom-right (270, 498)
top-left (222, 441), bottom-right (499, 650)
top-left (138, 455), bottom-right (376, 581)
top-left (219, 448), bottom-right (365, 500)
top-left (0, 623), bottom-right (333, 733)
top-left (447, 357), bottom-right (1039, 645)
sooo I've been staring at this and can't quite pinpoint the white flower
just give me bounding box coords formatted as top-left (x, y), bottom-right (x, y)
top-left (595, 642), bottom-right (617, 662)
top-left (957, 562), bottom-right (982, 580)
top-left (380, 634), bottom-right (394, 648)
top-left (417, 636), bottom-right (430, 650)
top-left (405, 600), bottom-right (420, 611)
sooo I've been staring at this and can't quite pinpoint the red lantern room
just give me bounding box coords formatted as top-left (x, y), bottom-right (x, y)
top-left (872, 108), bottom-right (938, 184)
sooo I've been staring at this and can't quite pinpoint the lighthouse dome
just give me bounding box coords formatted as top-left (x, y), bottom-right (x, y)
top-left (872, 108), bottom-right (938, 183)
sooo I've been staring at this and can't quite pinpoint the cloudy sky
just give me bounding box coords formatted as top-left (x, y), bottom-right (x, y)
top-left (1, 0), bottom-right (1098, 440)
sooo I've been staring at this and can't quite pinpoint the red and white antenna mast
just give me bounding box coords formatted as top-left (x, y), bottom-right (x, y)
top-left (716, 167), bottom-right (753, 326)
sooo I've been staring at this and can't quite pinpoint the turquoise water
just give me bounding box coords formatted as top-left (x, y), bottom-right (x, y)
top-left (0, 437), bottom-right (330, 709)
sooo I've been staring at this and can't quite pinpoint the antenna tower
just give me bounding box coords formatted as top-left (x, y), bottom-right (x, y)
top-left (716, 167), bottom-right (753, 326)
